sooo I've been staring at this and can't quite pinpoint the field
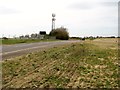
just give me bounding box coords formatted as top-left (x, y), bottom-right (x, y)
top-left (2, 38), bottom-right (119, 88)
top-left (0, 39), bottom-right (57, 45)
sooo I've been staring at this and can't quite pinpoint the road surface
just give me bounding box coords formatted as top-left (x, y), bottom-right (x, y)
top-left (0, 40), bottom-right (81, 60)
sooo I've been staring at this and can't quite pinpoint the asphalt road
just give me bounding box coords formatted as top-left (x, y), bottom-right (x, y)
top-left (0, 40), bottom-right (81, 60)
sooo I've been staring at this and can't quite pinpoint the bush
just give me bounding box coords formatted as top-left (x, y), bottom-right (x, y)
top-left (82, 38), bottom-right (85, 41)
top-left (2, 37), bottom-right (8, 40)
top-left (49, 27), bottom-right (69, 40)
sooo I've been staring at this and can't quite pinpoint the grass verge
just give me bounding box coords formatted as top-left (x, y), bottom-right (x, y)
top-left (1, 39), bottom-right (58, 45)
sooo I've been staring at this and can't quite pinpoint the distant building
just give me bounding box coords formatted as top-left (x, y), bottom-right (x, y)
top-left (39, 31), bottom-right (46, 39)
top-left (19, 31), bottom-right (47, 40)
top-left (39, 31), bottom-right (46, 35)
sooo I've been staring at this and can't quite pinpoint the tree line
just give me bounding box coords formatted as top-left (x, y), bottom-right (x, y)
top-left (18, 27), bottom-right (70, 40)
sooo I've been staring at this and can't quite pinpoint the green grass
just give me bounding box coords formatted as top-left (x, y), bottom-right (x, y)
top-left (0, 39), bottom-right (2, 44)
top-left (1, 39), bottom-right (58, 45)
top-left (2, 39), bottom-right (119, 88)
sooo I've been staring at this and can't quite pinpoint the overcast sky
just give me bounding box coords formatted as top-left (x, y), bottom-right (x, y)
top-left (0, 0), bottom-right (119, 37)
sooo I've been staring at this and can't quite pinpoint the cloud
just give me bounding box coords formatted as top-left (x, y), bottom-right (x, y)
top-left (0, 6), bottom-right (20, 14)
top-left (68, 2), bottom-right (96, 10)
top-left (68, 1), bottom-right (118, 10)
top-left (100, 2), bottom-right (118, 7)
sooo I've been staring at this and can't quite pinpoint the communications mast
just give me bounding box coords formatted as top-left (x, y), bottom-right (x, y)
top-left (52, 13), bottom-right (56, 31)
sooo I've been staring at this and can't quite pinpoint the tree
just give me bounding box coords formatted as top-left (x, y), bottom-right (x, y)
top-left (2, 37), bottom-right (8, 40)
top-left (25, 35), bottom-right (29, 39)
top-left (19, 35), bottom-right (24, 39)
top-left (49, 27), bottom-right (69, 40)
top-left (31, 33), bottom-right (38, 39)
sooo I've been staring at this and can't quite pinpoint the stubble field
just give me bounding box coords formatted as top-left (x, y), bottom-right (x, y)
top-left (2, 38), bottom-right (119, 89)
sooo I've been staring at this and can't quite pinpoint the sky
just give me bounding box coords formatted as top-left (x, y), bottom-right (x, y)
top-left (0, 0), bottom-right (119, 38)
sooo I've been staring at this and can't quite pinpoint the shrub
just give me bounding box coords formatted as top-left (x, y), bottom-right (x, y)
top-left (82, 38), bottom-right (85, 41)
top-left (2, 37), bottom-right (8, 40)
top-left (49, 27), bottom-right (69, 40)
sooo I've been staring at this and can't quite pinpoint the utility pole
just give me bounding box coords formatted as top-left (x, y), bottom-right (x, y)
top-left (52, 13), bottom-right (56, 31)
